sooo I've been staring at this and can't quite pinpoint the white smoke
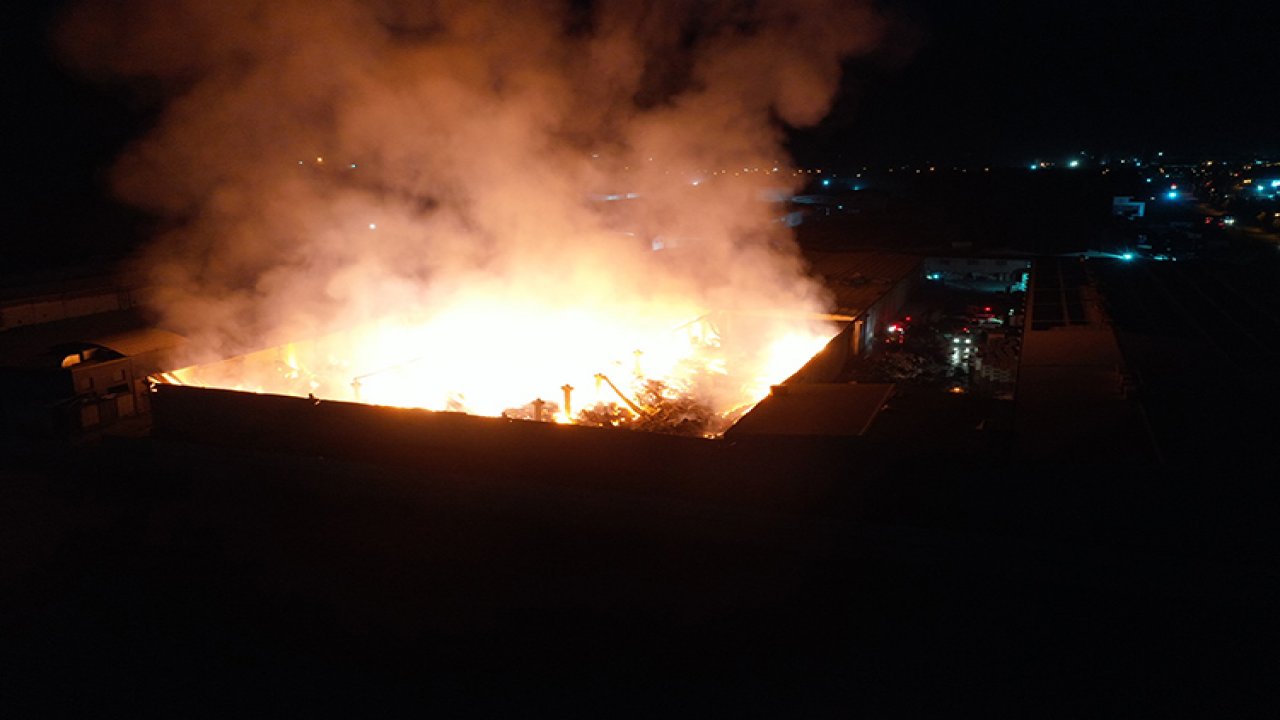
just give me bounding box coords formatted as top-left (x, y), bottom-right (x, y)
top-left (59, 0), bottom-right (885, 418)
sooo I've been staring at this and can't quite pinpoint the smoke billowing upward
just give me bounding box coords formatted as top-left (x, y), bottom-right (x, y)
top-left (59, 0), bottom-right (884, 422)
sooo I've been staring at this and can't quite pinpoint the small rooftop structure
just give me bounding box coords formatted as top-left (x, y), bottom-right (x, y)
top-left (1, 327), bottom-right (187, 435)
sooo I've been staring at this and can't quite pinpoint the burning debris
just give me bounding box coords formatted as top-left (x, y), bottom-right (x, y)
top-left (503, 380), bottom-right (718, 437)
top-left (577, 380), bottom-right (718, 437)
top-left (502, 399), bottom-right (560, 423)
top-left (156, 309), bottom-right (836, 437)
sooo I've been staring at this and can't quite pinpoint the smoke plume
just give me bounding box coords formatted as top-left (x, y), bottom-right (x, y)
top-left (59, 0), bottom-right (884, 418)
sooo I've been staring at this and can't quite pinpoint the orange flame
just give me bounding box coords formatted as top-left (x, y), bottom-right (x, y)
top-left (166, 302), bottom-right (835, 434)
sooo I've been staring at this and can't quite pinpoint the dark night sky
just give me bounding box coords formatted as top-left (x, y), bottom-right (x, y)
top-left (3, 0), bottom-right (1278, 268)
top-left (801, 0), bottom-right (1280, 164)
top-left (4, 2), bottom-right (155, 271)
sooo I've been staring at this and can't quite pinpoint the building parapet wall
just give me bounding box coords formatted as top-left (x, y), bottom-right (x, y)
top-left (1, 286), bottom-right (144, 331)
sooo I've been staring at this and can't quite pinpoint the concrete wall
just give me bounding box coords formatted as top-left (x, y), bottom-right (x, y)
top-left (153, 384), bottom-right (713, 479)
top-left (859, 272), bottom-right (915, 351)
top-left (787, 270), bottom-right (917, 384)
top-left (786, 320), bottom-right (858, 383)
top-left (149, 384), bottom-right (844, 512)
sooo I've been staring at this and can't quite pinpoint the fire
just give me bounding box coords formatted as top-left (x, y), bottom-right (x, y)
top-left (64, 0), bottom-right (886, 438)
top-left (164, 298), bottom-right (836, 436)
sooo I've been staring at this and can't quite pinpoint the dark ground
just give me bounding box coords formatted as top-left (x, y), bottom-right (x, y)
top-left (1, 398), bottom-right (1277, 717)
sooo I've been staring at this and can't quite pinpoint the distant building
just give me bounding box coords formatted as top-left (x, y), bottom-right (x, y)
top-left (1013, 258), bottom-right (1148, 461)
top-left (921, 257), bottom-right (1032, 292)
top-left (1112, 196), bottom-right (1147, 219)
top-left (1, 277), bottom-right (144, 331)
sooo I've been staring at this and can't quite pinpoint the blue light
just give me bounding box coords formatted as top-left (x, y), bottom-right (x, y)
top-left (1166, 191), bottom-right (1178, 200)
